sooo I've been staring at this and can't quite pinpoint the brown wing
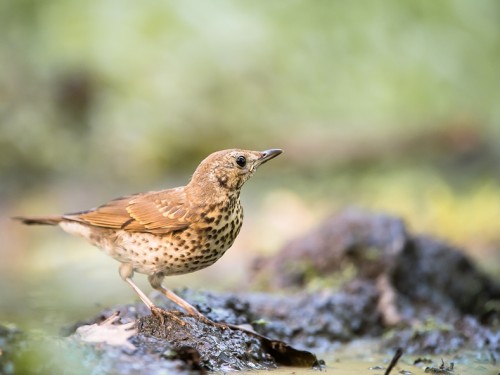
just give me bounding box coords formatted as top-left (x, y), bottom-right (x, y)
top-left (65, 187), bottom-right (197, 234)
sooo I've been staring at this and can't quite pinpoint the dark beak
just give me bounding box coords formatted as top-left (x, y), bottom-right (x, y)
top-left (257, 149), bottom-right (283, 166)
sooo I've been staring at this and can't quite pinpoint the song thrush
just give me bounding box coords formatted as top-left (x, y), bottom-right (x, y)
top-left (15, 148), bottom-right (282, 320)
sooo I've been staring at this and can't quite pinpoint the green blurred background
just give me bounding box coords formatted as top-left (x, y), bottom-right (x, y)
top-left (2, 0), bottom-right (500, 328)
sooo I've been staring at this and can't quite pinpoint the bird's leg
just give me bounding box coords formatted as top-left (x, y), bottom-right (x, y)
top-left (148, 273), bottom-right (209, 321)
top-left (149, 274), bottom-right (229, 330)
top-left (119, 264), bottom-right (185, 327)
top-left (124, 276), bottom-right (155, 310)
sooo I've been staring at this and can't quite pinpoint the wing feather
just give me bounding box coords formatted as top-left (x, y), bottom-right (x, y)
top-left (65, 187), bottom-right (197, 234)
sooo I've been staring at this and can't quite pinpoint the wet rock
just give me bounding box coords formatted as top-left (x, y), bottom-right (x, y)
top-left (422, 358), bottom-right (456, 374)
top-left (60, 294), bottom-right (320, 373)
top-left (393, 236), bottom-right (500, 317)
top-left (245, 279), bottom-right (383, 348)
top-left (252, 208), bottom-right (409, 288)
top-left (251, 207), bottom-right (500, 353)
top-left (137, 313), bottom-right (276, 371)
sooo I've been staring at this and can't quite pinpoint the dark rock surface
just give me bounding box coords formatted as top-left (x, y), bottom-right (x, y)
top-left (251, 208), bottom-right (500, 354)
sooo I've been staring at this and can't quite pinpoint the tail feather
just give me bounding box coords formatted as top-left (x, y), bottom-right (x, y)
top-left (12, 215), bottom-right (63, 226)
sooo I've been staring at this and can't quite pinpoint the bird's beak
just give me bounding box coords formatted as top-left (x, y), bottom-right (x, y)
top-left (256, 149), bottom-right (283, 167)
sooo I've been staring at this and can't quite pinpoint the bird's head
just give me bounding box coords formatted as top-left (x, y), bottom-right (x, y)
top-left (190, 148), bottom-right (282, 193)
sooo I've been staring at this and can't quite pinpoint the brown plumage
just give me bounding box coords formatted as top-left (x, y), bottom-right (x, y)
top-left (15, 148), bottom-right (282, 320)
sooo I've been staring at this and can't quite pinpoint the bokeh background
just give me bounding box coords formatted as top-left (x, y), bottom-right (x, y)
top-left (2, 0), bottom-right (500, 329)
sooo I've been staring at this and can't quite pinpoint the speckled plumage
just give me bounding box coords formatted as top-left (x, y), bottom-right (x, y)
top-left (15, 148), bottom-right (282, 319)
top-left (59, 194), bottom-right (243, 277)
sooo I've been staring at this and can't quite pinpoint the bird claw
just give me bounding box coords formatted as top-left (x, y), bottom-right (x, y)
top-left (150, 306), bottom-right (189, 330)
top-left (150, 304), bottom-right (230, 334)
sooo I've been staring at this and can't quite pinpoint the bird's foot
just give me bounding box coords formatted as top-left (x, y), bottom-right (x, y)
top-left (150, 305), bottom-right (188, 328)
top-left (150, 304), bottom-right (229, 332)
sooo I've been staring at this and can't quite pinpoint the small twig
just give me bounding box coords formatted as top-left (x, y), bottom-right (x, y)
top-left (384, 347), bottom-right (403, 375)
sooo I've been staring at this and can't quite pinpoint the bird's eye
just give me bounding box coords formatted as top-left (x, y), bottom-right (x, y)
top-left (236, 155), bottom-right (247, 168)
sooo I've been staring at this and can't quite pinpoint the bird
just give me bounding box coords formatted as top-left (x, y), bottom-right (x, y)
top-left (14, 148), bottom-right (282, 322)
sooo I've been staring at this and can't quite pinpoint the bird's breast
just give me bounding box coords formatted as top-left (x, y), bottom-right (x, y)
top-left (111, 199), bottom-right (244, 276)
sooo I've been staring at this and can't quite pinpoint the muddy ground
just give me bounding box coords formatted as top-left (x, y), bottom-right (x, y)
top-left (1, 208), bottom-right (499, 374)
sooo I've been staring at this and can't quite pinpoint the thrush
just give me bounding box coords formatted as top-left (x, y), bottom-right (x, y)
top-left (15, 148), bottom-right (282, 321)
